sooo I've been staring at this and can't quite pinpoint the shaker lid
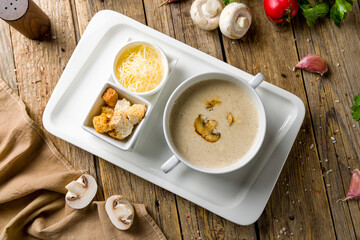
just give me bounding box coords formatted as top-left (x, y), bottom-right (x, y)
top-left (0, 0), bottom-right (28, 21)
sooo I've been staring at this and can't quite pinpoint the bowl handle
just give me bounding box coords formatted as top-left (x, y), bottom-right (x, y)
top-left (248, 73), bottom-right (265, 89)
top-left (161, 155), bottom-right (180, 173)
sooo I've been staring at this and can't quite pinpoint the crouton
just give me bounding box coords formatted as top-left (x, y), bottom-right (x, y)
top-left (102, 88), bottom-right (118, 107)
top-left (108, 130), bottom-right (122, 140)
top-left (108, 129), bottom-right (130, 140)
top-left (108, 114), bottom-right (133, 140)
top-left (126, 104), bottom-right (146, 125)
top-left (114, 98), bottom-right (130, 116)
top-left (101, 106), bottom-right (114, 119)
top-left (93, 113), bottom-right (113, 133)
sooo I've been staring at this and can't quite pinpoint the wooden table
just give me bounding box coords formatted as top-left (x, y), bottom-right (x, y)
top-left (1, 0), bottom-right (359, 239)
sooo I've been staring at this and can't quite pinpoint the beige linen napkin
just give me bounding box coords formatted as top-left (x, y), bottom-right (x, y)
top-left (0, 78), bottom-right (166, 240)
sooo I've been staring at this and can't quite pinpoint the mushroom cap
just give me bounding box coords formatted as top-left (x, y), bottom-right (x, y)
top-left (190, 0), bottom-right (224, 31)
top-left (65, 174), bottom-right (97, 209)
top-left (105, 195), bottom-right (135, 230)
top-left (219, 3), bottom-right (252, 39)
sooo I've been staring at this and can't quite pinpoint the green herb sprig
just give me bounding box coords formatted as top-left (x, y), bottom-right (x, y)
top-left (298, 0), bottom-right (355, 27)
top-left (223, 0), bottom-right (236, 5)
top-left (299, 2), bottom-right (329, 27)
top-left (330, 0), bottom-right (355, 26)
top-left (352, 94), bottom-right (360, 121)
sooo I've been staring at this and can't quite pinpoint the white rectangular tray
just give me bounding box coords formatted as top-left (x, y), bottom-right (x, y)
top-left (43, 10), bottom-right (305, 225)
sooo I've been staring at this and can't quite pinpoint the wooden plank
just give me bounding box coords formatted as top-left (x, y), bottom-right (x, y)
top-left (103, 0), bottom-right (146, 24)
top-left (219, 1), bottom-right (336, 239)
top-left (292, 3), bottom-right (360, 239)
top-left (166, 0), bottom-right (223, 59)
top-left (71, 1), bottom-right (182, 239)
top-left (0, 20), bottom-right (18, 94)
top-left (98, 160), bottom-right (182, 239)
top-left (8, 0), bottom-right (97, 188)
top-left (145, 0), bottom-right (257, 239)
top-left (71, 0), bottom-right (104, 40)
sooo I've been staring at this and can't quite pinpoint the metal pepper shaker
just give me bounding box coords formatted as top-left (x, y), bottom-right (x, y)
top-left (0, 0), bottom-right (50, 40)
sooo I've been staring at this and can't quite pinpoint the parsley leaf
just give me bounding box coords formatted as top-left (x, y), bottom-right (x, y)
top-left (352, 111), bottom-right (360, 122)
top-left (297, 0), bottom-right (355, 27)
top-left (300, 2), bottom-right (329, 27)
top-left (352, 93), bottom-right (360, 121)
top-left (223, 0), bottom-right (236, 5)
top-left (330, 0), bottom-right (355, 26)
top-left (354, 94), bottom-right (360, 106)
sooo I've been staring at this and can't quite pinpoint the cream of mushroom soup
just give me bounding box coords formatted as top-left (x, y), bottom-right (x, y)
top-left (169, 80), bottom-right (259, 169)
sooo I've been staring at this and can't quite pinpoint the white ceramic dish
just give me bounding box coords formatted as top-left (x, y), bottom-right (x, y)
top-left (112, 40), bottom-right (169, 97)
top-left (82, 81), bottom-right (152, 151)
top-left (43, 10), bottom-right (305, 225)
top-left (161, 72), bottom-right (267, 174)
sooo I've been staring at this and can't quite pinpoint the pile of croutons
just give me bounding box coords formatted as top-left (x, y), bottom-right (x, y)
top-left (93, 87), bottom-right (146, 140)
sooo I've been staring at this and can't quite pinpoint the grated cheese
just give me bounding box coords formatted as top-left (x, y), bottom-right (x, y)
top-left (115, 44), bottom-right (164, 93)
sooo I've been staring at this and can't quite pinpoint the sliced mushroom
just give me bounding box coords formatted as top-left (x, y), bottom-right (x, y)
top-left (206, 98), bottom-right (221, 109)
top-left (194, 114), bottom-right (221, 142)
top-left (227, 112), bottom-right (234, 126)
top-left (219, 2), bottom-right (252, 39)
top-left (105, 195), bottom-right (135, 230)
top-left (65, 174), bottom-right (97, 209)
top-left (190, 0), bottom-right (224, 30)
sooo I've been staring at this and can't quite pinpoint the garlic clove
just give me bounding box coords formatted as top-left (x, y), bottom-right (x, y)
top-left (339, 169), bottom-right (360, 201)
top-left (295, 54), bottom-right (328, 76)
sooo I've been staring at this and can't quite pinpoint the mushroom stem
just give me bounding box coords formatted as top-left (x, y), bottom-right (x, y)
top-left (203, 0), bottom-right (220, 18)
top-left (237, 17), bottom-right (249, 29)
top-left (105, 195), bottom-right (135, 230)
top-left (65, 181), bottom-right (87, 196)
top-left (114, 203), bottom-right (133, 224)
top-left (66, 191), bottom-right (78, 200)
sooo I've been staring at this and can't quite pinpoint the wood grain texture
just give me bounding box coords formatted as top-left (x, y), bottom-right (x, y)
top-left (293, 2), bottom-right (360, 239)
top-left (219, 0), bottom-right (335, 239)
top-left (166, 0), bottom-right (223, 59)
top-left (8, 0), bottom-right (97, 188)
top-left (71, 0), bottom-right (104, 40)
top-left (0, 20), bottom-right (18, 93)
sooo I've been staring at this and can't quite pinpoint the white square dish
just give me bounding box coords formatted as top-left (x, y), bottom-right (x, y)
top-left (82, 81), bottom-right (152, 151)
top-left (43, 10), bottom-right (305, 225)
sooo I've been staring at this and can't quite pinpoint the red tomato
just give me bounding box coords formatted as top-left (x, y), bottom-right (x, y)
top-left (264, 0), bottom-right (299, 23)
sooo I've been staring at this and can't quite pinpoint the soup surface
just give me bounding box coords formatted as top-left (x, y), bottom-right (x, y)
top-left (169, 80), bottom-right (259, 169)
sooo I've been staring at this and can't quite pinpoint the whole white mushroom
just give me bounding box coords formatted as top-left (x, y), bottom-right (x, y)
top-left (190, 0), bottom-right (224, 30)
top-left (219, 2), bottom-right (252, 39)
